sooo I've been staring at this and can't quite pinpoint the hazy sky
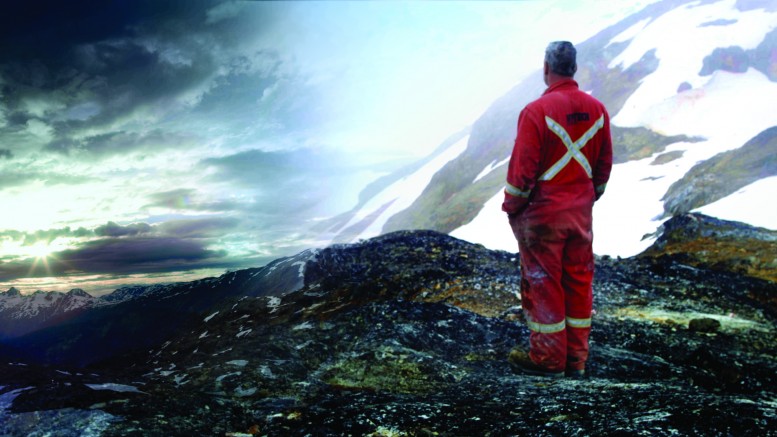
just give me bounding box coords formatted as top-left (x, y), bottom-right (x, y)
top-left (0, 0), bottom-right (657, 295)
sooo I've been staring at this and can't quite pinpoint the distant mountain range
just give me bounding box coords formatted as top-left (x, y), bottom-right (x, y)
top-left (0, 248), bottom-right (317, 366)
top-left (318, 0), bottom-right (777, 257)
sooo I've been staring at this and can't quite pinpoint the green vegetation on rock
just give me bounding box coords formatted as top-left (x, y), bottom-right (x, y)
top-left (612, 126), bottom-right (701, 164)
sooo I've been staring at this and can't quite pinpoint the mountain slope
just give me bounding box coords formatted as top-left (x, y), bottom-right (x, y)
top-left (662, 125), bottom-right (777, 216)
top-left (334, 0), bottom-right (777, 257)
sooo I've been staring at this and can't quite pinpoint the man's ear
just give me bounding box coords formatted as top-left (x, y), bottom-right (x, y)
top-left (543, 61), bottom-right (549, 75)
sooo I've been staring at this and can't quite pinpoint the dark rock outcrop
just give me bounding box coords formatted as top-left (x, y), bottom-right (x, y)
top-left (642, 212), bottom-right (777, 285)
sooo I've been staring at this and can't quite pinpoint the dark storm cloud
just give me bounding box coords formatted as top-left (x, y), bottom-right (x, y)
top-left (60, 237), bottom-right (228, 273)
top-left (94, 221), bottom-right (153, 237)
top-left (0, 236), bottom-right (231, 280)
top-left (0, 0), bottom-right (284, 158)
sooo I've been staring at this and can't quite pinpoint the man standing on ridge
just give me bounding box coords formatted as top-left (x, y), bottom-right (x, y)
top-left (503, 41), bottom-right (612, 378)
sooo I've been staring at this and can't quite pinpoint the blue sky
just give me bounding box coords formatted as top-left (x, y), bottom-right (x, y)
top-left (0, 0), bottom-right (656, 295)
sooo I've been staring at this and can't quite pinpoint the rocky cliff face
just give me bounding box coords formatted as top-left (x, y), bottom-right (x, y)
top-left (0, 214), bottom-right (774, 436)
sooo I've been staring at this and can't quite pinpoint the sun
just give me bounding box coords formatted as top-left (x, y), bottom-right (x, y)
top-left (27, 241), bottom-right (55, 260)
top-left (23, 240), bottom-right (69, 277)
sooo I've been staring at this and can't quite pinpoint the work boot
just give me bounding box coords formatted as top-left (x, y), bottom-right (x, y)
top-left (566, 358), bottom-right (586, 379)
top-left (508, 348), bottom-right (563, 378)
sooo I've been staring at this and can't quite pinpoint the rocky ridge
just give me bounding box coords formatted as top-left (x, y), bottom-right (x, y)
top-left (0, 214), bottom-right (775, 436)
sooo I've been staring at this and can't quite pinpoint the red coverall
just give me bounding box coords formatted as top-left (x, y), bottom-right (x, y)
top-left (502, 78), bottom-right (612, 373)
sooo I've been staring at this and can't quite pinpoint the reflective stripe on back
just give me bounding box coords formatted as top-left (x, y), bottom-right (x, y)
top-left (540, 114), bottom-right (604, 181)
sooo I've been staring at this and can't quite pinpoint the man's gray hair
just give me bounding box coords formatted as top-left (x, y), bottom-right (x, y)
top-left (545, 41), bottom-right (577, 77)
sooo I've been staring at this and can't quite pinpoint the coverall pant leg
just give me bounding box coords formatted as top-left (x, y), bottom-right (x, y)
top-left (512, 209), bottom-right (594, 372)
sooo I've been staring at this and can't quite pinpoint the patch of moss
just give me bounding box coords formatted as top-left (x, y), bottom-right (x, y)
top-left (611, 126), bottom-right (701, 164)
top-left (651, 151), bottom-right (685, 166)
top-left (321, 346), bottom-right (458, 394)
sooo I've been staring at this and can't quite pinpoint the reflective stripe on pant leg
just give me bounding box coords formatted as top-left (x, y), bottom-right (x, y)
top-left (527, 319), bottom-right (567, 333)
top-left (566, 316), bottom-right (591, 328)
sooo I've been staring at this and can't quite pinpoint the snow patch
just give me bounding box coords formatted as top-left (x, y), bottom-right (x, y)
top-left (204, 311), bottom-right (219, 322)
top-left (85, 383), bottom-right (146, 394)
top-left (473, 157), bottom-right (510, 183)
top-left (292, 321), bottom-right (314, 331)
top-left (694, 176), bottom-right (777, 230)
top-left (236, 328), bottom-right (253, 338)
top-left (267, 295), bottom-right (282, 313)
top-left (608, 17), bottom-right (651, 46)
top-left (292, 261), bottom-right (306, 278)
top-left (342, 134), bottom-right (470, 241)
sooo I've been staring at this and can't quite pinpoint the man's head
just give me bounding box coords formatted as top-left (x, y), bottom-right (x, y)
top-left (544, 41), bottom-right (577, 85)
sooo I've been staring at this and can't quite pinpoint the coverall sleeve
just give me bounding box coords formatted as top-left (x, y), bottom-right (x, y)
top-left (592, 108), bottom-right (613, 201)
top-left (502, 107), bottom-right (542, 215)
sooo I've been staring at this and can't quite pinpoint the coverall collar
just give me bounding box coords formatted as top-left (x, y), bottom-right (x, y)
top-left (543, 78), bottom-right (579, 95)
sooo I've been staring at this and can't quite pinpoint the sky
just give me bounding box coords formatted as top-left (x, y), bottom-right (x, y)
top-left (0, 0), bottom-right (658, 296)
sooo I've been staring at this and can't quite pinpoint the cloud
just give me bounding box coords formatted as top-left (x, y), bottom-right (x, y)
top-left (156, 217), bottom-right (240, 238)
top-left (144, 189), bottom-right (248, 214)
top-left (0, 169), bottom-right (97, 190)
top-left (199, 147), bottom-right (356, 216)
top-left (94, 221), bottom-right (153, 237)
top-left (0, 226), bottom-right (92, 245)
top-left (45, 129), bottom-right (199, 157)
top-left (0, 235), bottom-right (232, 281)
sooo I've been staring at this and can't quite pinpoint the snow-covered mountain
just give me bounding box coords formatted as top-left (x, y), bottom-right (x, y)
top-left (323, 0), bottom-right (777, 257)
top-left (0, 287), bottom-right (99, 339)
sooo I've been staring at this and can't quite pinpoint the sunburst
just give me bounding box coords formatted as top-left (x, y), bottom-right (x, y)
top-left (25, 241), bottom-right (62, 277)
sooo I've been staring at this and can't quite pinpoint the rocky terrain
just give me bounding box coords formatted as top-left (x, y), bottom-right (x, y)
top-left (0, 213), bottom-right (775, 436)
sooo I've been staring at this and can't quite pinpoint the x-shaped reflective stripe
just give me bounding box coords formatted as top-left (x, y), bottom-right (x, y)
top-left (540, 114), bottom-right (604, 181)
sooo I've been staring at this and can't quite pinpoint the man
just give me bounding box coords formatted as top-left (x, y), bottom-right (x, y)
top-left (503, 41), bottom-right (612, 378)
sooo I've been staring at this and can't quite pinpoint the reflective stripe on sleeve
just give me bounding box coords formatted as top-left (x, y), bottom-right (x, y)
top-left (505, 182), bottom-right (531, 198)
top-left (526, 319), bottom-right (566, 334)
top-left (566, 316), bottom-right (592, 329)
